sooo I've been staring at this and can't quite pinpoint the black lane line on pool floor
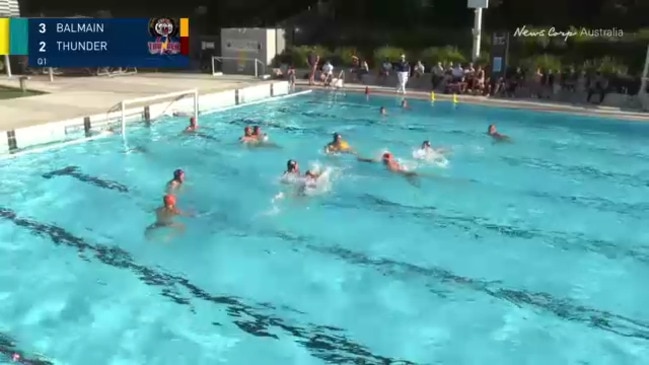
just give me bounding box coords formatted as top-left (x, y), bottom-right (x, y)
top-left (333, 193), bottom-right (649, 266)
top-left (41, 166), bottom-right (129, 193)
top-left (0, 208), bottom-right (416, 365)
top-left (252, 225), bottom-right (649, 342)
top-left (500, 156), bottom-right (649, 189)
top-left (0, 332), bottom-right (53, 365)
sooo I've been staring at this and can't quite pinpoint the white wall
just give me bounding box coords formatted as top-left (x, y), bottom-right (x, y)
top-left (220, 28), bottom-right (286, 75)
top-left (0, 131), bottom-right (9, 154)
top-left (4, 82), bottom-right (290, 152)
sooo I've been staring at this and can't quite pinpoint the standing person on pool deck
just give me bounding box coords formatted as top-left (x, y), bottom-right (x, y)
top-left (487, 124), bottom-right (511, 142)
top-left (145, 194), bottom-right (191, 240)
top-left (307, 48), bottom-right (320, 86)
top-left (396, 54), bottom-right (411, 94)
top-left (324, 132), bottom-right (355, 154)
top-left (166, 169), bottom-right (185, 194)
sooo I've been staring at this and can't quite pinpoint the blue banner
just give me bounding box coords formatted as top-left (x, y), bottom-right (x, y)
top-left (27, 18), bottom-right (190, 68)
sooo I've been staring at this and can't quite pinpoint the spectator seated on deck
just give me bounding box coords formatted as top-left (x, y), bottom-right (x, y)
top-left (445, 64), bottom-right (467, 94)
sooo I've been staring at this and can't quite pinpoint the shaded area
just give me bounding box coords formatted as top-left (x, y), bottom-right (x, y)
top-left (42, 166), bottom-right (129, 193)
top-left (0, 86), bottom-right (45, 100)
top-left (0, 332), bottom-right (52, 365)
top-left (0, 208), bottom-right (415, 365)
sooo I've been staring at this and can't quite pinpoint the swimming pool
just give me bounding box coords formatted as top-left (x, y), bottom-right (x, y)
top-left (1, 91), bottom-right (649, 364)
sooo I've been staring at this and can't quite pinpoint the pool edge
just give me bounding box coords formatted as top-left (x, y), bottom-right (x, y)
top-left (0, 81), bottom-right (300, 157)
top-left (300, 83), bottom-right (649, 122)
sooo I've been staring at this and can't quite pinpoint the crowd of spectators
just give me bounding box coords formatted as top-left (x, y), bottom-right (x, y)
top-left (276, 50), bottom-right (631, 105)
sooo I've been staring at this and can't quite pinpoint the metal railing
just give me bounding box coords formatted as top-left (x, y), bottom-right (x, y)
top-left (96, 67), bottom-right (138, 77)
top-left (211, 56), bottom-right (267, 78)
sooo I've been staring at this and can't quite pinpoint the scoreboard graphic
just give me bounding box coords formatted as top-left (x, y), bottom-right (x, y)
top-left (0, 17), bottom-right (190, 68)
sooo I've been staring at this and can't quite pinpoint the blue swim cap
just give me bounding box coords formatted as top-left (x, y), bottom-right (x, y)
top-left (174, 169), bottom-right (184, 178)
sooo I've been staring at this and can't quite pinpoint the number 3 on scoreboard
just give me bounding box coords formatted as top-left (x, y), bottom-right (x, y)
top-left (39, 23), bottom-right (46, 33)
top-left (39, 41), bottom-right (46, 52)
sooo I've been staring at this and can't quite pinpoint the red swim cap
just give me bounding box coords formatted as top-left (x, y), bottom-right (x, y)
top-left (163, 194), bottom-right (176, 206)
top-left (382, 152), bottom-right (392, 160)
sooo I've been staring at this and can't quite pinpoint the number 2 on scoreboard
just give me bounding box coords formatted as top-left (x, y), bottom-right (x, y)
top-left (39, 41), bottom-right (46, 52)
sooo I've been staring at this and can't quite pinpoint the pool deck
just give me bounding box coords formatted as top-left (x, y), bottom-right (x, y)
top-left (0, 73), bottom-right (271, 131)
top-left (298, 81), bottom-right (649, 121)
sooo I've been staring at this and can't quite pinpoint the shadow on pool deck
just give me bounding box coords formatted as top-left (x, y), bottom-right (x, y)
top-left (0, 85), bottom-right (45, 99)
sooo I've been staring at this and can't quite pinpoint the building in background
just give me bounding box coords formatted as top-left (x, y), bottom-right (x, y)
top-left (0, 0), bottom-right (20, 17)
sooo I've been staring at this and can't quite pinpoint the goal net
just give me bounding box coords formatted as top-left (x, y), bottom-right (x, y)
top-left (211, 56), bottom-right (268, 78)
top-left (118, 89), bottom-right (198, 136)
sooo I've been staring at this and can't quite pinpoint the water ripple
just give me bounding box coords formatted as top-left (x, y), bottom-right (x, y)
top-left (501, 156), bottom-right (649, 188)
top-left (330, 194), bottom-right (649, 265)
top-left (0, 207), bottom-right (415, 365)
top-left (261, 228), bottom-right (649, 342)
top-left (0, 332), bottom-right (52, 365)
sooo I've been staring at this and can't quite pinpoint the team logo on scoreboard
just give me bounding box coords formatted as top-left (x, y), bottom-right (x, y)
top-left (147, 18), bottom-right (181, 55)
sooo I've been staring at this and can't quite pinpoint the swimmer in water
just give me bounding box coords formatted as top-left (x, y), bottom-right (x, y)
top-left (240, 126), bottom-right (256, 143)
top-left (166, 169), bottom-right (185, 193)
top-left (144, 194), bottom-right (189, 240)
top-left (296, 170), bottom-right (322, 195)
top-left (358, 152), bottom-right (421, 186)
top-left (401, 99), bottom-right (410, 109)
top-left (380, 106), bottom-right (388, 115)
top-left (283, 159), bottom-right (300, 177)
top-left (280, 159), bottom-right (303, 186)
top-left (487, 124), bottom-right (511, 142)
top-left (419, 140), bottom-right (447, 154)
top-left (248, 125), bottom-right (279, 147)
top-left (181, 117), bottom-right (220, 140)
top-left (324, 132), bottom-right (355, 154)
top-left (184, 117), bottom-right (198, 133)
top-left (304, 170), bottom-right (321, 180)
top-left (252, 126), bottom-right (269, 141)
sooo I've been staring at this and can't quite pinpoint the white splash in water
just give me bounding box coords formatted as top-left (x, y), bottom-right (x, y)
top-left (301, 163), bottom-right (335, 196)
top-left (275, 162), bottom-right (337, 200)
top-left (412, 148), bottom-right (449, 168)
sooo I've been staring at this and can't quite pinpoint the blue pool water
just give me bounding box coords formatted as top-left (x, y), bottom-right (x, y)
top-left (1, 91), bottom-right (649, 365)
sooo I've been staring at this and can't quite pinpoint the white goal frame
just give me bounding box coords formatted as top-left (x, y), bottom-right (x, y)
top-left (211, 56), bottom-right (267, 78)
top-left (119, 89), bottom-right (199, 136)
top-left (638, 43), bottom-right (649, 111)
